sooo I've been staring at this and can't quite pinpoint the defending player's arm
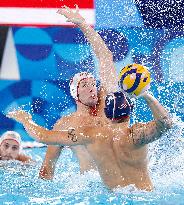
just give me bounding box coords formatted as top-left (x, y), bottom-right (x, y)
top-left (24, 125), bottom-right (91, 146)
top-left (130, 92), bottom-right (173, 146)
top-left (7, 110), bottom-right (93, 146)
top-left (39, 119), bottom-right (66, 180)
top-left (57, 6), bottom-right (118, 93)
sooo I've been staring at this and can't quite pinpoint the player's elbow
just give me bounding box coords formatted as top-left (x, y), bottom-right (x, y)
top-left (163, 118), bottom-right (173, 130)
top-left (157, 117), bottom-right (173, 133)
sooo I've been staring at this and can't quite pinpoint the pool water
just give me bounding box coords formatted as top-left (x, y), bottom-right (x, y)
top-left (0, 121), bottom-right (184, 205)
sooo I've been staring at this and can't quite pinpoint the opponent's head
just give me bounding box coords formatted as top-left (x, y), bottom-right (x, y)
top-left (104, 91), bottom-right (132, 123)
top-left (0, 131), bottom-right (22, 160)
top-left (70, 72), bottom-right (98, 107)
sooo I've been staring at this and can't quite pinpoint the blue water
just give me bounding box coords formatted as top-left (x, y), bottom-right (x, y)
top-left (0, 121), bottom-right (184, 205)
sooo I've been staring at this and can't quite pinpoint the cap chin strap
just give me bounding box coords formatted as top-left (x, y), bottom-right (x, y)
top-left (90, 106), bottom-right (98, 116)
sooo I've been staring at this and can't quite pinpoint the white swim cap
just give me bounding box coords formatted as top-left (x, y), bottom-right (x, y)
top-left (69, 72), bottom-right (95, 100)
top-left (0, 131), bottom-right (21, 147)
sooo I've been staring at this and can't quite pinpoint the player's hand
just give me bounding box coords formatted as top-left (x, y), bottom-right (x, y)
top-left (7, 110), bottom-right (32, 124)
top-left (57, 5), bottom-right (85, 25)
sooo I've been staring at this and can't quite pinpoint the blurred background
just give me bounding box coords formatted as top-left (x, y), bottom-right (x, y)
top-left (0, 0), bottom-right (183, 141)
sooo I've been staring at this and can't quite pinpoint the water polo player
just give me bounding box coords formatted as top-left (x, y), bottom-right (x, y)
top-left (0, 131), bottom-right (32, 163)
top-left (38, 4), bottom-right (119, 180)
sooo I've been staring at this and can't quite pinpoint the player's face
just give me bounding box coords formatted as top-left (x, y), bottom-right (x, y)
top-left (0, 139), bottom-right (20, 160)
top-left (78, 78), bottom-right (98, 106)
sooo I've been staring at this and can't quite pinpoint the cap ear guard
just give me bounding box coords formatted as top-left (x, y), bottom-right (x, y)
top-left (104, 93), bottom-right (115, 119)
top-left (126, 97), bottom-right (134, 112)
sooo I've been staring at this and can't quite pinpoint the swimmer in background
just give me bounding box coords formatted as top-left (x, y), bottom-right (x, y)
top-left (0, 131), bottom-right (32, 163)
top-left (7, 7), bottom-right (173, 191)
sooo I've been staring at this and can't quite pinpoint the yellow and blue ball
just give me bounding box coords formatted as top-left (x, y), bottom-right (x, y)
top-left (119, 64), bottom-right (151, 96)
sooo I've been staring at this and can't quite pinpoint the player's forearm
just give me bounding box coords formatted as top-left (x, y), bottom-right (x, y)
top-left (22, 120), bottom-right (66, 145)
top-left (142, 93), bottom-right (173, 130)
top-left (39, 147), bottom-right (61, 179)
top-left (78, 21), bottom-right (112, 59)
top-left (23, 120), bottom-right (50, 142)
top-left (22, 120), bottom-right (68, 145)
top-left (23, 122), bottom-right (61, 145)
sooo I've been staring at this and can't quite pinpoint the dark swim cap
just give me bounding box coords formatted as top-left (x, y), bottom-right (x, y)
top-left (104, 91), bottom-right (131, 121)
